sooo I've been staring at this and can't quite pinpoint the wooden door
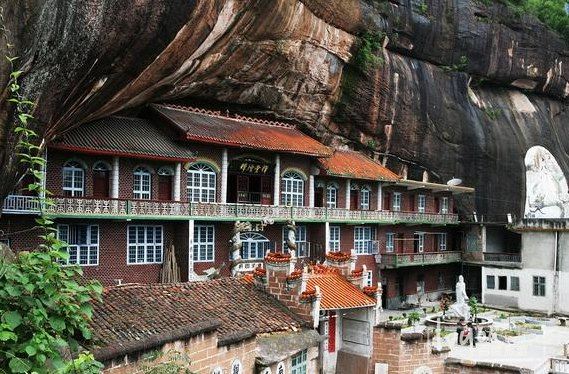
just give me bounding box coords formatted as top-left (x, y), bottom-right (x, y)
top-left (350, 190), bottom-right (359, 210)
top-left (158, 175), bottom-right (172, 201)
top-left (383, 192), bottom-right (391, 211)
top-left (315, 187), bottom-right (324, 207)
top-left (237, 175), bottom-right (249, 202)
top-left (93, 170), bottom-right (110, 198)
top-left (260, 176), bottom-right (272, 205)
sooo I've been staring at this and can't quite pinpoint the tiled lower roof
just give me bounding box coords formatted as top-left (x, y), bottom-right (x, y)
top-left (51, 116), bottom-right (196, 161)
top-left (151, 104), bottom-right (332, 157)
top-left (317, 150), bottom-right (399, 182)
top-left (90, 278), bottom-right (305, 361)
top-left (307, 271), bottom-right (376, 310)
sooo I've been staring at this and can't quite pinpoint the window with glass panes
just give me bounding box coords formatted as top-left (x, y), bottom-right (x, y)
top-left (187, 163), bottom-right (216, 203)
top-left (418, 194), bottom-right (426, 213)
top-left (57, 224), bottom-right (98, 265)
top-left (133, 166), bottom-right (151, 199)
top-left (438, 233), bottom-right (447, 251)
top-left (486, 275), bottom-right (495, 289)
top-left (440, 196), bottom-right (449, 214)
top-left (291, 349), bottom-right (307, 374)
top-left (360, 186), bottom-right (371, 210)
top-left (414, 233), bottom-right (425, 252)
top-left (326, 184), bottom-right (338, 208)
top-left (127, 225), bottom-right (163, 264)
top-left (281, 171), bottom-right (304, 206)
top-left (510, 276), bottom-right (520, 291)
top-left (283, 225), bottom-right (307, 257)
top-left (242, 232), bottom-right (271, 259)
top-left (386, 233), bottom-right (395, 252)
top-left (354, 226), bottom-right (376, 254)
top-left (392, 192), bottom-right (402, 211)
top-left (329, 226), bottom-right (340, 252)
top-left (533, 276), bottom-right (546, 296)
top-left (62, 161), bottom-right (85, 197)
top-left (193, 225), bottom-right (215, 262)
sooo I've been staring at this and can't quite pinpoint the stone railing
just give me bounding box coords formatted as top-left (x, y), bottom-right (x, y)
top-left (2, 195), bottom-right (460, 225)
top-left (483, 252), bottom-right (521, 263)
top-left (550, 357), bottom-right (569, 373)
top-left (2, 195), bottom-right (41, 214)
top-left (376, 251), bottom-right (462, 268)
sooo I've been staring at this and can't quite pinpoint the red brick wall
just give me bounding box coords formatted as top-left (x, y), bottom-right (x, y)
top-left (372, 326), bottom-right (448, 374)
top-left (0, 215), bottom-right (42, 251)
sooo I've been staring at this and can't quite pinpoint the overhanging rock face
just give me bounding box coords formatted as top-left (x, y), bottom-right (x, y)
top-left (2, 0), bottom-right (569, 218)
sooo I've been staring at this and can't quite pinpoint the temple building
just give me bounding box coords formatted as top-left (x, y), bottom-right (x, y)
top-left (0, 104), bottom-right (474, 308)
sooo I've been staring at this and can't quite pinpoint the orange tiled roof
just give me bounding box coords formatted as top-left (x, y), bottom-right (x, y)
top-left (317, 150), bottom-right (399, 181)
top-left (306, 271), bottom-right (376, 310)
top-left (151, 104), bottom-right (332, 157)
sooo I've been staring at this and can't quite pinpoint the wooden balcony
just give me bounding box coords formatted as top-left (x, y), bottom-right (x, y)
top-left (2, 195), bottom-right (460, 225)
top-left (375, 251), bottom-right (462, 268)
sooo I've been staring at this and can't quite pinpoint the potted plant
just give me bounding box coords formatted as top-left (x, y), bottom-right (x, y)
top-left (439, 295), bottom-right (451, 318)
top-left (468, 297), bottom-right (479, 322)
top-left (408, 311), bottom-right (421, 331)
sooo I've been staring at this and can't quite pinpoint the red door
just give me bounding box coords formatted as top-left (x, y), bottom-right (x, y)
top-left (93, 171), bottom-right (110, 198)
top-left (158, 175), bottom-right (172, 201)
top-left (383, 192), bottom-right (391, 211)
top-left (328, 312), bottom-right (336, 352)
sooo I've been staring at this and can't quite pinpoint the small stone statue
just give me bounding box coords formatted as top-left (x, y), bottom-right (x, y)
top-left (285, 220), bottom-right (297, 258)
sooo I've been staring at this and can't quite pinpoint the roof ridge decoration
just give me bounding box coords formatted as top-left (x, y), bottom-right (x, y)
top-left (160, 104), bottom-right (296, 129)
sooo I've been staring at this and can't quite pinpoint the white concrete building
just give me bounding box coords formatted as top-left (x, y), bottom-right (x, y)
top-left (482, 219), bottom-right (569, 315)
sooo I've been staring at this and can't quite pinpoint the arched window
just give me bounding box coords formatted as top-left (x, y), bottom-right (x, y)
top-left (326, 184), bottom-right (338, 208)
top-left (133, 166), bottom-right (151, 200)
top-left (93, 161), bottom-right (110, 172)
top-left (360, 186), bottom-right (371, 210)
top-left (261, 368), bottom-right (272, 374)
top-left (157, 166), bottom-right (174, 176)
top-left (187, 163), bottom-right (216, 203)
top-left (62, 160), bottom-right (85, 197)
top-left (231, 359), bottom-right (243, 374)
top-left (242, 232), bottom-right (270, 260)
top-left (281, 171), bottom-right (304, 207)
top-left (211, 367), bottom-right (223, 374)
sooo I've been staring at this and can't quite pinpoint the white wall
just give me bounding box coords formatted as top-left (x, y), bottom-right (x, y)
top-left (482, 266), bottom-right (556, 314)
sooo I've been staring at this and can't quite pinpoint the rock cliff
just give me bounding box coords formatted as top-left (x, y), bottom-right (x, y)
top-left (1, 0), bottom-right (568, 217)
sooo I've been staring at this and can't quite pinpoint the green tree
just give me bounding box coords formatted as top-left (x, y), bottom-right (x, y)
top-left (0, 55), bottom-right (102, 373)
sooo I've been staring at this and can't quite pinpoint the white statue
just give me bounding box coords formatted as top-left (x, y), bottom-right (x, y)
top-left (285, 220), bottom-right (297, 258)
top-left (230, 221), bottom-right (252, 261)
top-left (449, 275), bottom-right (470, 320)
top-left (524, 146), bottom-right (569, 218)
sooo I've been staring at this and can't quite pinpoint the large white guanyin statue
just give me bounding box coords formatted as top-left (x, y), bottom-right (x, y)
top-left (524, 146), bottom-right (569, 218)
top-left (449, 275), bottom-right (470, 320)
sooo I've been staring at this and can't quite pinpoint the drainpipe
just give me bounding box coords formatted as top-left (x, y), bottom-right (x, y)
top-left (553, 230), bottom-right (560, 314)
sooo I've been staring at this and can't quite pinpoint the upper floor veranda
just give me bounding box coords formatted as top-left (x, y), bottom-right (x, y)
top-left (2, 105), bottom-right (474, 225)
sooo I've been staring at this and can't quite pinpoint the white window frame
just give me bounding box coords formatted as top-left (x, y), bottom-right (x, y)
top-left (127, 225), bottom-right (163, 264)
top-left (281, 171), bottom-right (304, 207)
top-left (354, 226), bottom-right (376, 255)
top-left (329, 226), bottom-right (341, 252)
top-left (438, 233), bottom-right (447, 251)
top-left (187, 163), bottom-right (216, 203)
top-left (57, 224), bottom-right (99, 266)
top-left (291, 349), bottom-right (307, 374)
top-left (486, 275), bottom-right (495, 289)
top-left (282, 225), bottom-right (308, 257)
top-left (242, 232), bottom-right (271, 260)
top-left (133, 166), bottom-right (152, 200)
top-left (440, 196), bottom-right (449, 214)
top-left (231, 359), bottom-right (243, 374)
top-left (326, 184), bottom-right (338, 208)
top-left (386, 233), bottom-right (395, 253)
top-left (211, 367), bottom-right (223, 374)
top-left (62, 161), bottom-right (85, 197)
top-left (194, 225), bottom-right (215, 262)
top-left (360, 186), bottom-right (371, 210)
top-left (364, 270), bottom-right (373, 287)
top-left (417, 194), bottom-right (426, 213)
top-left (392, 192), bottom-right (402, 212)
top-left (415, 233), bottom-right (425, 253)
top-left (277, 362), bottom-right (285, 374)
top-left (510, 276), bottom-right (520, 291)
